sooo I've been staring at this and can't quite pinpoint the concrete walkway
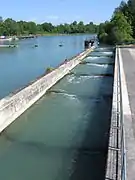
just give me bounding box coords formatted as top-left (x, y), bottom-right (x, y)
top-left (120, 48), bottom-right (135, 136)
top-left (120, 47), bottom-right (135, 180)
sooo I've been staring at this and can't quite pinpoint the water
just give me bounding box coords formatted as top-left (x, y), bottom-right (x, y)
top-left (0, 47), bottom-right (114, 180)
top-left (0, 34), bottom-right (93, 99)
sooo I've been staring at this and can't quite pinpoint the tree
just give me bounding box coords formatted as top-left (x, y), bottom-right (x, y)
top-left (37, 24), bottom-right (44, 34)
top-left (98, 0), bottom-right (134, 44)
top-left (3, 18), bottom-right (19, 35)
top-left (0, 16), bottom-right (3, 22)
top-left (41, 22), bottom-right (54, 32)
top-left (78, 21), bottom-right (85, 33)
top-left (26, 22), bottom-right (37, 34)
top-left (0, 16), bottom-right (98, 36)
top-left (114, 0), bottom-right (135, 37)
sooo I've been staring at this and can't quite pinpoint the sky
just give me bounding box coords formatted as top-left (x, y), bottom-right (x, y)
top-left (1, 0), bottom-right (124, 24)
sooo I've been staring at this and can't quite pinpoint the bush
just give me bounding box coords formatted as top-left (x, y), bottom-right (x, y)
top-left (45, 67), bottom-right (55, 74)
top-left (98, 32), bottom-right (109, 44)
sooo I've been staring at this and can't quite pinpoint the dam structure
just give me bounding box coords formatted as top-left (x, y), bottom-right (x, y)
top-left (0, 44), bottom-right (134, 180)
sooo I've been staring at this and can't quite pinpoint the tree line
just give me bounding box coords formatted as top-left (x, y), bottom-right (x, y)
top-left (0, 17), bottom-right (98, 36)
top-left (98, 0), bottom-right (135, 44)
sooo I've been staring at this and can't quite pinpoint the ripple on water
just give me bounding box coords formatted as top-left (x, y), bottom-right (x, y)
top-left (86, 56), bottom-right (100, 60)
top-left (87, 63), bottom-right (109, 68)
top-left (67, 75), bottom-right (76, 83)
top-left (89, 51), bottom-right (113, 57)
top-left (102, 51), bottom-right (113, 55)
top-left (95, 47), bottom-right (113, 51)
top-left (50, 91), bottom-right (79, 102)
top-left (87, 59), bottom-right (114, 63)
top-left (66, 74), bottom-right (104, 85)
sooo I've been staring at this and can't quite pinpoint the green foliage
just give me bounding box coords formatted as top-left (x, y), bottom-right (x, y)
top-left (98, 32), bottom-right (109, 44)
top-left (45, 67), bottom-right (55, 74)
top-left (98, 0), bottom-right (135, 45)
top-left (0, 17), bottom-right (98, 36)
top-left (111, 11), bottom-right (133, 43)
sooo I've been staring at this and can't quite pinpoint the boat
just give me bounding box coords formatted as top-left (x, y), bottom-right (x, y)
top-left (0, 44), bottom-right (18, 48)
top-left (59, 44), bottom-right (64, 47)
top-left (0, 36), bottom-right (18, 42)
top-left (0, 36), bottom-right (18, 48)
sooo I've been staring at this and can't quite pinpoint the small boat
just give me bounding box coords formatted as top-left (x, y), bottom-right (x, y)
top-left (0, 36), bottom-right (18, 42)
top-left (59, 44), bottom-right (63, 47)
top-left (0, 44), bottom-right (17, 48)
top-left (0, 36), bottom-right (12, 42)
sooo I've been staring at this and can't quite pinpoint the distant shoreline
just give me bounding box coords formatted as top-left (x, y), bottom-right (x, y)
top-left (8, 33), bottom-right (95, 39)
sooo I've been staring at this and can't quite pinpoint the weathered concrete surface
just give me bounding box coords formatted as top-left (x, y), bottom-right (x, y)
top-left (0, 48), bottom-right (93, 133)
top-left (119, 48), bottom-right (135, 180)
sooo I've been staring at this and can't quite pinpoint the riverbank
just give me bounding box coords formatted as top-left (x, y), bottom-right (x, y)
top-left (13, 33), bottom-right (95, 39)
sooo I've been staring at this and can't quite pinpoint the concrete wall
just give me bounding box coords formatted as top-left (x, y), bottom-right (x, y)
top-left (0, 47), bottom-right (93, 133)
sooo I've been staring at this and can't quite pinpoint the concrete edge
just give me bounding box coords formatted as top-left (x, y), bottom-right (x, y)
top-left (105, 47), bottom-right (119, 180)
top-left (0, 47), bottom-right (94, 108)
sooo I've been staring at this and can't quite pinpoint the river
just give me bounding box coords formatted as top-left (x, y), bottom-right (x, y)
top-left (0, 46), bottom-right (114, 180)
top-left (0, 34), bottom-right (93, 99)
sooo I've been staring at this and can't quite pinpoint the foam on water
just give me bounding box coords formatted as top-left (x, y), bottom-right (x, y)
top-left (86, 56), bottom-right (100, 60)
top-left (87, 63), bottom-right (109, 68)
top-left (63, 93), bottom-right (78, 101)
top-left (67, 75), bottom-right (76, 83)
top-left (55, 89), bottom-right (66, 93)
top-left (48, 89), bottom-right (80, 102)
top-left (102, 51), bottom-right (113, 55)
top-left (66, 75), bottom-right (81, 84)
top-left (66, 74), bottom-right (94, 85)
top-left (66, 74), bottom-right (102, 84)
top-left (98, 47), bottom-right (107, 50)
top-left (76, 75), bottom-right (105, 81)
top-left (97, 47), bottom-right (110, 50)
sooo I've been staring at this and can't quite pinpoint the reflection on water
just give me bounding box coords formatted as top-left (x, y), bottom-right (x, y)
top-left (0, 47), bottom-right (114, 180)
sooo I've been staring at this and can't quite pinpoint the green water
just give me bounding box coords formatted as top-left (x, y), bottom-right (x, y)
top-left (0, 34), bottom-right (93, 99)
top-left (0, 48), bottom-right (114, 180)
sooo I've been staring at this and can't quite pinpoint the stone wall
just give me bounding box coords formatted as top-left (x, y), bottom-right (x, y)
top-left (0, 48), bottom-right (93, 132)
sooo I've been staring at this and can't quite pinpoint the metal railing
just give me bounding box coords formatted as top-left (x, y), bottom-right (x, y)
top-left (116, 47), bottom-right (127, 180)
top-left (105, 47), bottom-right (126, 180)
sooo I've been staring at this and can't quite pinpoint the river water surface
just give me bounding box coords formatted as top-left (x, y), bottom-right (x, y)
top-left (0, 34), bottom-right (93, 99)
top-left (0, 46), bottom-right (114, 180)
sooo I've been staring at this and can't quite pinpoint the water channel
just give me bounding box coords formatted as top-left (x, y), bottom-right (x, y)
top-left (0, 46), bottom-right (114, 180)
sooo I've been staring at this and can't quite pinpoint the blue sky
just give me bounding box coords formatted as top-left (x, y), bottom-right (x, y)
top-left (1, 0), bottom-right (123, 24)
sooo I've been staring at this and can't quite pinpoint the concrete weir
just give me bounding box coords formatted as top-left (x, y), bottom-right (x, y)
top-left (0, 47), bottom-right (94, 133)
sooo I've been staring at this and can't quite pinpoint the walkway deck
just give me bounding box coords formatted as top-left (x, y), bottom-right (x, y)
top-left (120, 47), bottom-right (135, 180)
top-left (120, 47), bottom-right (135, 134)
